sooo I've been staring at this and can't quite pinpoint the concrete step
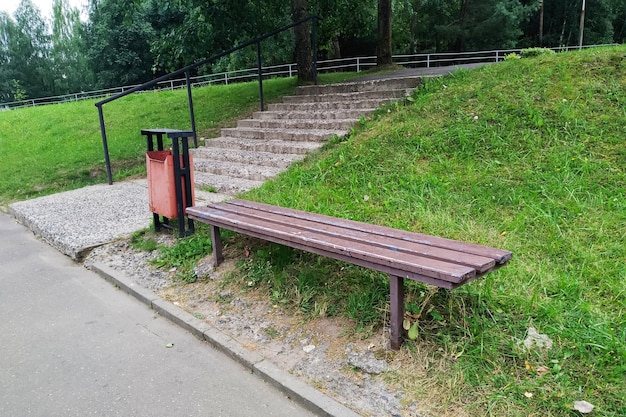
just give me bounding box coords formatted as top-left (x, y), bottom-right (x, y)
top-left (267, 99), bottom-right (391, 112)
top-left (191, 147), bottom-right (301, 168)
top-left (203, 136), bottom-right (323, 155)
top-left (282, 89), bottom-right (409, 104)
top-left (252, 109), bottom-right (376, 121)
top-left (220, 127), bottom-right (345, 142)
top-left (193, 158), bottom-right (285, 182)
top-left (194, 171), bottom-right (265, 194)
top-left (296, 76), bottom-right (422, 95)
top-left (237, 118), bottom-right (358, 130)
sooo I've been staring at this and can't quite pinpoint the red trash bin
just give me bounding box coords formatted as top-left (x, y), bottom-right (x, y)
top-left (146, 150), bottom-right (195, 219)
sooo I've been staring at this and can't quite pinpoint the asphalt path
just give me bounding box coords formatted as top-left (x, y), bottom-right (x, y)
top-left (0, 213), bottom-right (317, 417)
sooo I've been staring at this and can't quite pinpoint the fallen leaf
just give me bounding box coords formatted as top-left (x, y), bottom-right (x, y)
top-left (574, 400), bottom-right (594, 414)
top-left (403, 318), bottom-right (411, 331)
top-left (536, 365), bottom-right (550, 377)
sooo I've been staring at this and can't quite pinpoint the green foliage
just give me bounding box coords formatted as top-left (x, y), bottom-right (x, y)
top-left (11, 79), bottom-right (26, 101)
top-left (147, 0), bottom-right (291, 73)
top-left (129, 228), bottom-right (158, 252)
top-left (504, 52), bottom-right (521, 61)
top-left (85, 0), bottom-right (155, 88)
top-left (151, 233), bottom-right (213, 283)
top-left (521, 47), bottom-right (556, 58)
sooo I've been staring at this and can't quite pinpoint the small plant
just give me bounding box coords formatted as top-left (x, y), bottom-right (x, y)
top-left (264, 326), bottom-right (280, 339)
top-left (520, 47), bottom-right (556, 58)
top-left (199, 184), bottom-right (218, 193)
top-left (504, 52), bottom-right (521, 61)
top-left (151, 233), bottom-right (213, 282)
top-left (129, 228), bottom-right (158, 251)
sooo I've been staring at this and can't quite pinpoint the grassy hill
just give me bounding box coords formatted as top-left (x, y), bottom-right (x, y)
top-left (2, 46), bottom-right (624, 415)
top-left (217, 46), bottom-right (623, 416)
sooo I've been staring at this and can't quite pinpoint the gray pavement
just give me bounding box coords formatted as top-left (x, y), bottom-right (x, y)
top-left (8, 179), bottom-right (153, 260)
top-left (0, 213), bottom-right (320, 417)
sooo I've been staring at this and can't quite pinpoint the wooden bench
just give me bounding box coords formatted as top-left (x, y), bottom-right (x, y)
top-left (186, 199), bottom-right (512, 349)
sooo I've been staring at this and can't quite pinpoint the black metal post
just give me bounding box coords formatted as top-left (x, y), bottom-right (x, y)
top-left (97, 104), bottom-right (113, 185)
top-left (312, 16), bottom-right (318, 85)
top-left (185, 71), bottom-right (198, 148)
top-left (168, 131), bottom-right (195, 237)
top-left (256, 41), bottom-right (264, 111)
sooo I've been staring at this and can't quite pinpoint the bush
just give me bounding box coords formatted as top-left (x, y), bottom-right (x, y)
top-left (520, 47), bottom-right (556, 58)
top-left (504, 52), bottom-right (521, 61)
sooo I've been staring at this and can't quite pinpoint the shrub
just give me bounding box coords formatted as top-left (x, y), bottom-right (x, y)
top-left (520, 47), bottom-right (556, 58)
top-left (504, 52), bottom-right (521, 61)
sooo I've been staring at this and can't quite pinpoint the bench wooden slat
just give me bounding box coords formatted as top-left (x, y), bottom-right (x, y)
top-left (213, 202), bottom-right (497, 273)
top-left (187, 206), bottom-right (477, 285)
top-left (228, 199), bottom-right (512, 264)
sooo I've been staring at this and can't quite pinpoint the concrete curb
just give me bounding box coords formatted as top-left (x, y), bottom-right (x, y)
top-left (89, 261), bottom-right (362, 417)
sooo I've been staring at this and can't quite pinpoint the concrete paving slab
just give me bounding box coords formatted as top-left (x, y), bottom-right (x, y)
top-left (9, 179), bottom-right (153, 260)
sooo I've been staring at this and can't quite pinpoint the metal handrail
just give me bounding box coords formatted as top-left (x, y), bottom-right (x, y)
top-left (95, 15), bottom-right (319, 184)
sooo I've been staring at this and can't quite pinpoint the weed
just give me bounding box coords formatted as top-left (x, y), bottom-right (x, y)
top-left (199, 185), bottom-right (218, 193)
top-left (151, 233), bottom-right (213, 283)
top-left (264, 326), bottom-right (280, 339)
top-left (129, 228), bottom-right (158, 252)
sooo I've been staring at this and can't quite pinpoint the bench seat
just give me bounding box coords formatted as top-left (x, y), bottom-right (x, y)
top-left (186, 199), bottom-right (511, 349)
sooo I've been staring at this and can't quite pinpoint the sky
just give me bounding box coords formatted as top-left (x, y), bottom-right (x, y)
top-left (0, 0), bottom-right (86, 20)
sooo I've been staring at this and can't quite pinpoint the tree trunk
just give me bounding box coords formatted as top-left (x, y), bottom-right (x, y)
top-left (377, 0), bottom-right (392, 66)
top-left (454, 0), bottom-right (471, 52)
top-left (539, 0), bottom-right (544, 45)
top-left (291, 0), bottom-right (314, 83)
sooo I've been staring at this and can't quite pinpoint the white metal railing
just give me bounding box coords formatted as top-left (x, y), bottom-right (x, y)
top-left (0, 43), bottom-right (619, 111)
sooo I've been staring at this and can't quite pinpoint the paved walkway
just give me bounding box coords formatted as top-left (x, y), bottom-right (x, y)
top-left (0, 213), bottom-right (320, 417)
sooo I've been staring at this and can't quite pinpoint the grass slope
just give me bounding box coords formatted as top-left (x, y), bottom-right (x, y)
top-left (0, 72), bottom-right (359, 206)
top-left (0, 78), bottom-right (296, 205)
top-left (231, 47), bottom-right (623, 416)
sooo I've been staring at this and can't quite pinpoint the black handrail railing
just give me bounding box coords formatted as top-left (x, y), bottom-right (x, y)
top-left (95, 16), bottom-right (319, 185)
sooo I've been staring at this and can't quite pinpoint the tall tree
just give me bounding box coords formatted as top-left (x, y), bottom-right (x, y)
top-left (85, 0), bottom-right (154, 89)
top-left (50, 0), bottom-right (93, 94)
top-left (9, 0), bottom-right (51, 99)
top-left (376, 0), bottom-right (392, 65)
top-left (0, 12), bottom-right (16, 102)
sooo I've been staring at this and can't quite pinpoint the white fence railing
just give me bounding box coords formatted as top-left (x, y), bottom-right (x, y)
top-left (1, 44), bottom-right (619, 110)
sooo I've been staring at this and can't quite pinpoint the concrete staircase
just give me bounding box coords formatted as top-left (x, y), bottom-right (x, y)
top-left (191, 76), bottom-right (423, 203)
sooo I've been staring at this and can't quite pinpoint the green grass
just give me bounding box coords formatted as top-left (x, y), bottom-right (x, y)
top-left (225, 46), bottom-right (625, 416)
top-left (0, 72), bottom-right (359, 206)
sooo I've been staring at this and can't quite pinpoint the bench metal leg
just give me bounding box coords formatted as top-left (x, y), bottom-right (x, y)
top-left (211, 225), bottom-right (224, 267)
top-left (389, 275), bottom-right (405, 350)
